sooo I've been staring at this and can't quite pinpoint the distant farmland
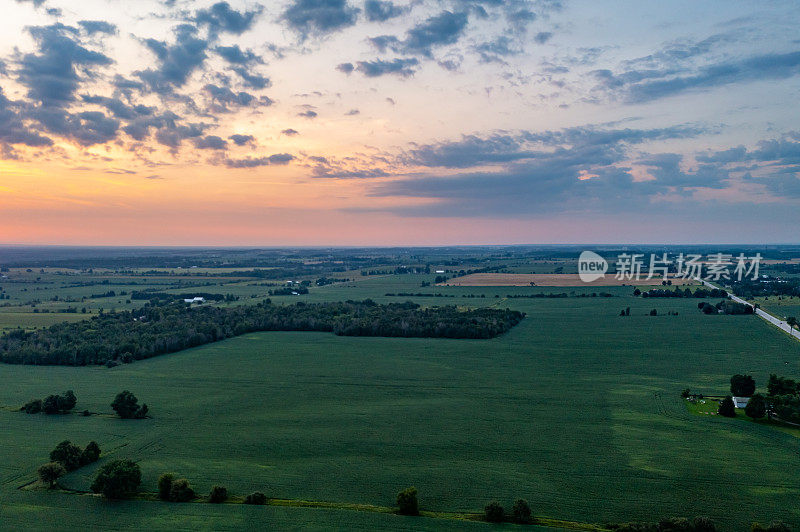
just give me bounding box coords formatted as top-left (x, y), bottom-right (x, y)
top-left (440, 273), bottom-right (698, 287)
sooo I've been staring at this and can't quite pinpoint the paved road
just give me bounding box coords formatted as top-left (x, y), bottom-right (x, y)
top-left (699, 279), bottom-right (800, 342)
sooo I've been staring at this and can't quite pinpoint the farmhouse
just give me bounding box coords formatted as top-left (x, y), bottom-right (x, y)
top-left (183, 297), bottom-right (205, 304)
top-left (733, 396), bottom-right (751, 409)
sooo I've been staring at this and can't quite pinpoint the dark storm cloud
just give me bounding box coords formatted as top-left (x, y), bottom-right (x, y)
top-left (78, 20), bottom-right (118, 36)
top-left (282, 0), bottom-right (360, 39)
top-left (19, 24), bottom-right (112, 106)
top-left (229, 134), bottom-right (255, 145)
top-left (594, 49), bottom-right (800, 103)
top-left (215, 45), bottom-right (263, 65)
top-left (222, 153), bottom-right (294, 167)
top-left (137, 24), bottom-right (208, 94)
top-left (364, 0), bottom-right (404, 22)
top-left (194, 2), bottom-right (262, 36)
top-left (356, 58), bottom-right (418, 77)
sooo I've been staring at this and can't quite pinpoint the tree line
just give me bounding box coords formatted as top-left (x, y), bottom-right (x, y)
top-left (0, 299), bottom-right (525, 366)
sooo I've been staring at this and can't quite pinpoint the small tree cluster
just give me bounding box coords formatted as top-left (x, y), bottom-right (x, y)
top-left (612, 516), bottom-right (716, 531)
top-left (22, 390), bottom-right (76, 415)
top-left (91, 460), bottom-right (141, 499)
top-left (244, 492), bottom-right (267, 505)
top-left (157, 473), bottom-right (195, 502)
top-left (49, 440), bottom-right (101, 471)
top-left (37, 462), bottom-right (66, 488)
top-left (745, 394), bottom-right (767, 419)
top-left (209, 485), bottom-right (228, 503)
top-left (111, 391), bottom-right (148, 419)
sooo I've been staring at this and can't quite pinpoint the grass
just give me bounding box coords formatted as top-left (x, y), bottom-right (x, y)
top-left (1, 274), bottom-right (800, 529)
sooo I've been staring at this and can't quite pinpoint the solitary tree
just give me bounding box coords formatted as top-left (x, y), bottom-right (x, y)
top-left (745, 394), bottom-right (767, 419)
top-left (397, 487), bottom-right (419, 516)
top-left (38, 462), bottom-right (66, 488)
top-left (91, 460), bottom-right (141, 499)
top-left (730, 374), bottom-right (756, 397)
top-left (484, 501), bottom-right (505, 523)
top-left (81, 441), bottom-right (101, 465)
top-left (787, 316), bottom-right (798, 329)
top-left (511, 498), bottom-right (532, 524)
top-left (244, 492), bottom-right (267, 505)
top-left (111, 391), bottom-right (148, 419)
top-left (718, 396), bottom-right (736, 417)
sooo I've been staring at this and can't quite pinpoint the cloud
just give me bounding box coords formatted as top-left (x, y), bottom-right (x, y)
top-left (78, 20), bottom-right (118, 36)
top-left (232, 67), bottom-right (271, 89)
top-left (336, 62), bottom-right (355, 74)
top-left (19, 24), bottom-right (112, 106)
top-left (356, 58), bottom-right (419, 77)
top-left (137, 24), bottom-right (208, 94)
top-left (229, 134), bottom-right (255, 145)
top-left (215, 45), bottom-right (263, 65)
top-left (14, 0), bottom-right (46, 7)
top-left (194, 2), bottom-right (262, 36)
top-left (0, 88), bottom-right (53, 148)
top-left (474, 36), bottom-right (519, 63)
top-left (364, 0), bottom-right (404, 22)
top-left (222, 153), bottom-right (294, 167)
top-left (203, 83), bottom-right (272, 112)
top-left (30, 108), bottom-right (120, 146)
top-left (80, 95), bottom-right (153, 120)
top-left (282, 0), bottom-right (360, 39)
top-left (534, 31), bottom-right (553, 44)
top-left (594, 49), bottom-right (800, 103)
top-left (193, 135), bottom-right (227, 149)
top-left (298, 109), bottom-right (318, 118)
top-left (154, 122), bottom-right (206, 148)
top-left (401, 10), bottom-right (469, 57)
top-left (281, 128), bottom-right (299, 135)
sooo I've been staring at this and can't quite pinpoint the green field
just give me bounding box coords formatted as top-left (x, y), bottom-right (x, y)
top-left (1, 275), bottom-right (799, 530)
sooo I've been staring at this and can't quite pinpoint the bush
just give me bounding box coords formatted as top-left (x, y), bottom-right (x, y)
top-left (718, 396), bottom-right (736, 417)
top-left (209, 485), bottom-right (228, 503)
top-left (157, 473), bottom-right (175, 501)
top-left (37, 462), bottom-right (66, 488)
top-left (244, 492), bottom-right (267, 505)
top-left (50, 441), bottom-right (83, 471)
top-left (91, 459), bottom-right (141, 499)
top-left (22, 399), bottom-right (42, 414)
top-left (80, 441), bottom-right (101, 465)
top-left (511, 498), bottom-right (532, 524)
top-left (169, 478), bottom-right (195, 502)
top-left (396, 486), bottom-right (419, 516)
top-left (111, 390), bottom-right (148, 419)
top-left (484, 501), bottom-right (505, 523)
top-left (752, 521), bottom-right (792, 532)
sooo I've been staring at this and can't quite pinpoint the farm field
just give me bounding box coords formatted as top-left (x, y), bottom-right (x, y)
top-left (440, 273), bottom-right (696, 287)
top-left (1, 278), bottom-right (799, 530)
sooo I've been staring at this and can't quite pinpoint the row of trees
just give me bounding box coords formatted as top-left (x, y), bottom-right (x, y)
top-left (698, 300), bottom-right (754, 315)
top-left (0, 300), bottom-right (525, 366)
top-left (640, 287), bottom-right (728, 299)
top-left (22, 390), bottom-right (76, 414)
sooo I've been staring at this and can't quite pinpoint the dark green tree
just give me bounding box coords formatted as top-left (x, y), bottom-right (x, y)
top-left (50, 441), bottom-right (83, 471)
top-left (730, 374), bottom-right (756, 397)
top-left (169, 478), bottom-right (195, 502)
top-left (111, 391), bottom-right (148, 419)
top-left (157, 473), bottom-right (175, 501)
top-left (484, 501), bottom-right (505, 523)
top-left (22, 399), bottom-right (42, 414)
top-left (396, 486), bottom-right (419, 516)
top-left (91, 460), bottom-right (141, 499)
top-left (745, 394), bottom-right (767, 419)
top-left (718, 396), bottom-right (736, 417)
top-left (511, 498), bottom-right (532, 524)
top-left (209, 485), bottom-right (228, 503)
top-left (60, 390), bottom-right (77, 411)
top-left (38, 462), bottom-right (66, 488)
top-left (787, 316), bottom-right (798, 329)
top-left (80, 441), bottom-right (101, 465)
top-left (692, 516), bottom-right (717, 532)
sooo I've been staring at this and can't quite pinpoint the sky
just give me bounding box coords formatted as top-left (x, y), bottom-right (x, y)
top-left (0, 0), bottom-right (799, 246)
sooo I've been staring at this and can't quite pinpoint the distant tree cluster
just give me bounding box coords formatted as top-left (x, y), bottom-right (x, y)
top-left (91, 460), bottom-right (141, 499)
top-left (129, 291), bottom-right (236, 302)
top-left (111, 391), bottom-right (148, 419)
top-left (608, 516), bottom-right (717, 531)
top-left (48, 440), bottom-right (101, 473)
top-left (640, 287), bottom-right (728, 299)
top-left (698, 300), bottom-right (753, 315)
top-left (22, 390), bottom-right (76, 415)
top-left (0, 300), bottom-right (525, 366)
top-left (158, 473), bottom-right (195, 502)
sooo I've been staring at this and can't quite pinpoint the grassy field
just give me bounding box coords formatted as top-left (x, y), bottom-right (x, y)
top-left (1, 275), bottom-right (799, 530)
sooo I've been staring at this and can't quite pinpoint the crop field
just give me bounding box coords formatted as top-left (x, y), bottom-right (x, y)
top-left (440, 273), bottom-right (697, 287)
top-left (1, 270), bottom-right (799, 530)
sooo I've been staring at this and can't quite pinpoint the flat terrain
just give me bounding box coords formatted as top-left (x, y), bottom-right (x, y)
top-left (1, 274), bottom-right (799, 530)
top-left (440, 273), bottom-right (696, 287)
